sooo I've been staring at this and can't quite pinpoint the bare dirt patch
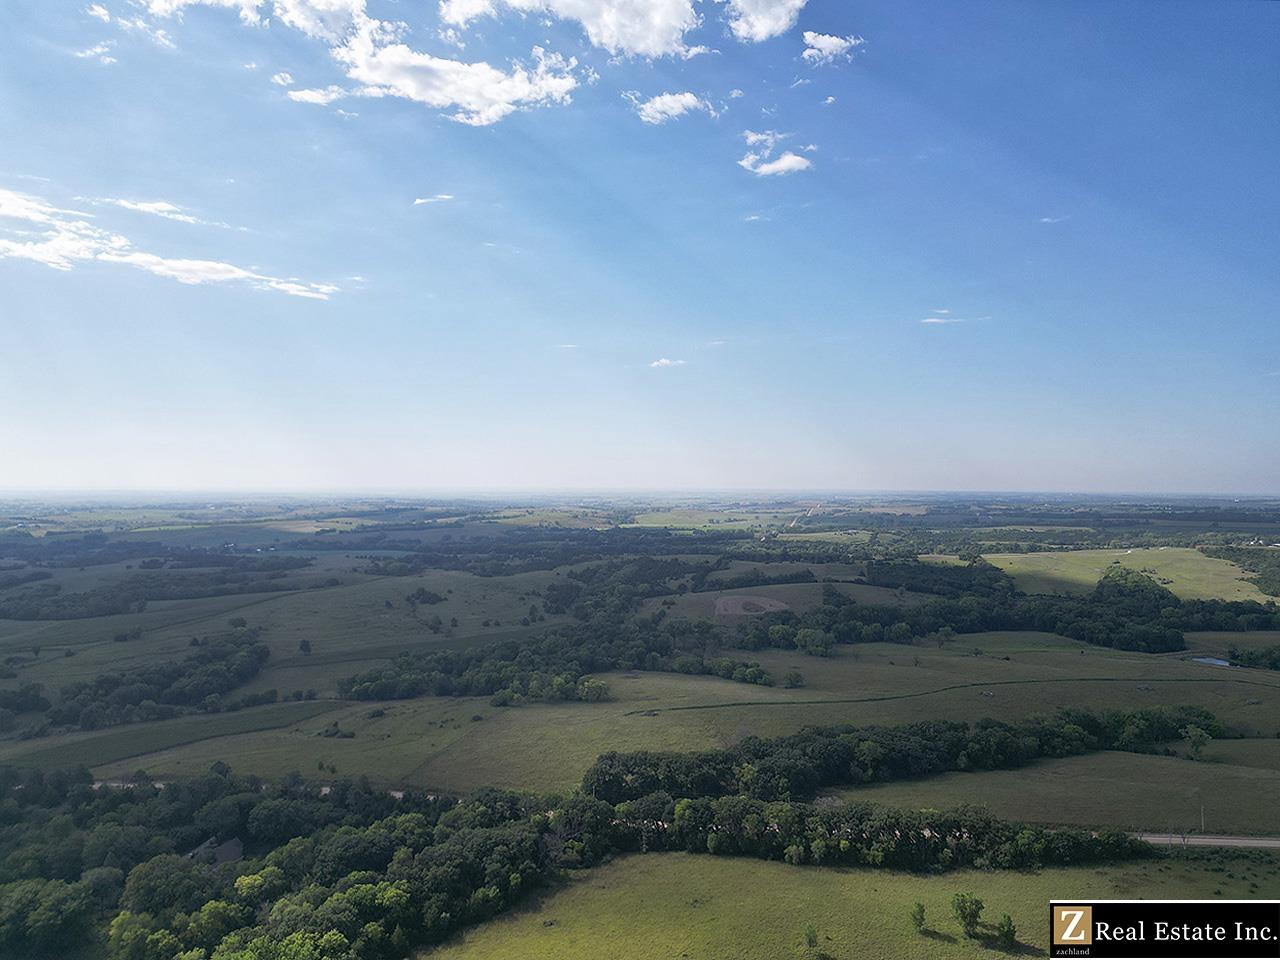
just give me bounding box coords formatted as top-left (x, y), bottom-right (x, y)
top-left (714, 595), bottom-right (790, 616)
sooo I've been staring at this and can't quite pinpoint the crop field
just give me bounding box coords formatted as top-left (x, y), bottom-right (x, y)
top-left (16, 630), bottom-right (1278, 794)
top-left (425, 853), bottom-right (1280, 960)
top-left (835, 750), bottom-right (1280, 836)
top-left (985, 547), bottom-right (1268, 601)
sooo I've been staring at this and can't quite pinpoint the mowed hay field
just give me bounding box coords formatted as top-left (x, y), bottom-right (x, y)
top-left (836, 751), bottom-right (1280, 836)
top-left (17, 631), bottom-right (1280, 796)
top-left (424, 853), bottom-right (1280, 960)
top-left (985, 547), bottom-right (1270, 601)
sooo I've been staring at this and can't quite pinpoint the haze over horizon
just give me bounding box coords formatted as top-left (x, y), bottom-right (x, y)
top-left (3, 0), bottom-right (1278, 493)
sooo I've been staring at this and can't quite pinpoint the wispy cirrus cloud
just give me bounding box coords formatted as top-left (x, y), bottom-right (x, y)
top-left (650, 357), bottom-right (687, 367)
top-left (74, 41), bottom-right (117, 64)
top-left (413, 194), bottom-right (454, 205)
top-left (85, 4), bottom-right (176, 47)
top-left (920, 309), bottom-right (988, 325)
top-left (85, 197), bottom-right (235, 229)
top-left (1039, 214), bottom-right (1070, 224)
top-left (0, 186), bottom-right (334, 299)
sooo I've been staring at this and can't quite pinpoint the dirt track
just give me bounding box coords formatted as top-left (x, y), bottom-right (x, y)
top-left (1135, 833), bottom-right (1280, 849)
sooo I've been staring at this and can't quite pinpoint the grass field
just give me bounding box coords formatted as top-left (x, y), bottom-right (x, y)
top-left (16, 631), bottom-right (1278, 796)
top-left (425, 853), bottom-right (1280, 959)
top-left (0, 699), bottom-right (340, 770)
top-left (985, 548), bottom-right (1268, 601)
top-left (642, 580), bottom-right (925, 620)
top-left (0, 564), bottom-right (573, 696)
top-left (833, 750), bottom-right (1280, 836)
top-left (1185, 631), bottom-right (1280, 657)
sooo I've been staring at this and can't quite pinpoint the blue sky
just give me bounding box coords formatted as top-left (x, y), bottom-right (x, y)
top-left (1, 0), bottom-right (1277, 493)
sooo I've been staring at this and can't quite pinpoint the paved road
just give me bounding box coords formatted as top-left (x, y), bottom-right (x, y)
top-left (1135, 833), bottom-right (1280, 849)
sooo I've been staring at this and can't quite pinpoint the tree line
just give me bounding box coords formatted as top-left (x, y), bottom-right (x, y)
top-left (581, 705), bottom-right (1219, 804)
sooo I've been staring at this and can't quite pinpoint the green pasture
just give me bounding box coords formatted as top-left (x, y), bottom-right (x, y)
top-left (985, 548), bottom-right (1268, 601)
top-left (641, 579), bottom-right (925, 620)
top-left (835, 749), bottom-right (1280, 836)
top-left (424, 852), bottom-right (1280, 960)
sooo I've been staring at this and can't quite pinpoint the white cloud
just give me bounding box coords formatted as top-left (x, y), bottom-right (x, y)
top-left (87, 4), bottom-right (112, 21)
top-left (413, 194), bottom-right (454, 205)
top-left (737, 129), bottom-right (811, 176)
top-left (1039, 214), bottom-right (1070, 224)
top-left (243, 61), bottom-right (258, 69)
top-left (728, 88), bottom-right (744, 98)
top-left (75, 42), bottom-right (117, 64)
top-left (624, 91), bottom-right (714, 124)
top-left (920, 316), bottom-right (963, 325)
top-left (335, 25), bottom-right (578, 126)
top-left (743, 152), bottom-right (809, 175)
top-left (649, 357), bottom-right (686, 367)
top-left (272, 0), bottom-right (366, 40)
top-left (743, 129), bottom-right (783, 151)
top-left (724, 0), bottom-right (808, 42)
top-left (801, 30), bottom-right (865, 65)
top-left (0, 186), bottom-right (333, 299)
top-left (439, 0), bottom-right (702, 58)
top-left (823, 95), bottom-right (835, 104)
top-left (145, 1), bottom-right (581, 125)
top-left (287, 85), bottom-right (348, 105)
top-left (271, 71), bottom-right (295, 85)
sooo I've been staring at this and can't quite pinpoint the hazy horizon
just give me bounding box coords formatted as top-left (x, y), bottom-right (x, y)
top-left (1, 486), bottom-right (1277, 500)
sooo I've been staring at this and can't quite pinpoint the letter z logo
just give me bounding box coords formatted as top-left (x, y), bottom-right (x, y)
top-left (1053, 905), bottom-right (1093, 945)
